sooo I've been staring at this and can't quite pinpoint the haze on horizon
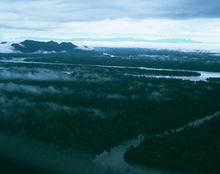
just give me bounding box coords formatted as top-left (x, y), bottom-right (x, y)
top-left (1, 0), bottom-right (220, 51)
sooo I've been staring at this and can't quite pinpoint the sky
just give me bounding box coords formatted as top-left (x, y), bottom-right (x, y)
top-left (0, 0), bottom-right (220, 50)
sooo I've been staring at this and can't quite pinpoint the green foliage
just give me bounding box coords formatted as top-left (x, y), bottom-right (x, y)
top-left (0, 47), bottom-right (220, 173)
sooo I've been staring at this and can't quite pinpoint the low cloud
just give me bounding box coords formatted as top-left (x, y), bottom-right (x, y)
top-left (0, 95), bottom-right (106, 119)
top-left (0, 42), bottom-right (15, 53)
top-left (148, 91), bottom-right (163, 101)
top-left (0, 66), bottom-right (114, 82)
top-left (107, 94), bottom-right (127, 100)
top-left (0, 83), bottom-right (63, 95)
top-left (0, 96), bottom-right (75, 119)
top-left (0, 68), bottom-right (71, 81)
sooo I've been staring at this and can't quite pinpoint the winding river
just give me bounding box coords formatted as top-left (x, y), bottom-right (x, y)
top-left (94, 135), bottom-right (163, 174)
top-left (1, 57), bottom-right (220, 82)
top-left (95, 111), bottom-right (220, 174)
top-left (1, 57), bottom-right (220, 173)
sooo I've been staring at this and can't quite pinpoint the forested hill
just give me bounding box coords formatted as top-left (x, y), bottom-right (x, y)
top-left (0, 40), bottom-right (94, 54)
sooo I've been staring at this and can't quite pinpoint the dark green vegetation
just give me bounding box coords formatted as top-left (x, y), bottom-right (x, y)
top-left (98, 47), bottom-right (220, 72)
top-left (0, 45), bottom-right (220, 173)
top-left (0, 156), bottom-right (53, 174)
top-left (11, 40), bottom-right (77, 53)
top-left (1, 43), bottom-right (220, 72)
top-left (125, 113), bottom-right (220, 174)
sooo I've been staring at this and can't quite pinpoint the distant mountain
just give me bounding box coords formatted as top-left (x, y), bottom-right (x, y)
top-left (11, 40), bottom-right (78, 53)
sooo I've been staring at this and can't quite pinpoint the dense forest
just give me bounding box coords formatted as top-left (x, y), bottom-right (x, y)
top-left (0, 46), bottom-right (220, 173)
top-left (125, 112), bottom-right (220, 174)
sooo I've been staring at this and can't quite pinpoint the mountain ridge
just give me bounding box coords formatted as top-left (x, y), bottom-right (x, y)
top-left (11, 40), bottom-right (78, 53)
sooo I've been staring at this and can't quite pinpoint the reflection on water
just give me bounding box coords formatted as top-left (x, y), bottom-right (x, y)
top-left (1, 57), bottom-right (220, 82)
top-left (131, 67), bottom-right (220, 82)
top-left (95, 136), bottom-right (146, 174)
top-left (95, 135), bottom-right (183, 174)
top-left (0, 57), bottom-right (219, 173)
top-left (96, 112), bottom-right (220, 174)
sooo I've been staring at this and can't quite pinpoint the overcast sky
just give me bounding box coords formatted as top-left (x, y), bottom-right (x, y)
top-left (1, 0), bottom-right (220, 50)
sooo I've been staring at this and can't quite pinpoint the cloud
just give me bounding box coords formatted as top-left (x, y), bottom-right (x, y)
top-left (76, 45), bottom-right (94, 51)
top-left (0, 68), bottom-right (72, 81)
top-left (0, 0), bottom-right (219, 22)
top-left (0, 66), bottom-right (115, 83)
top-left (1, 18), bottom-right (220, 51)
top-left (0, 42), bottom-right (15, 53)
top-left (107, 94), bottom-right (127, 100)
top-left (0, 0), bottom-right (220, 50)
top-left (0, 96), bottom-right (76, 118)
top-left (0, 95), bottom-right (107, 119)
top-left (0, 83), bottom-right (62, 95)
